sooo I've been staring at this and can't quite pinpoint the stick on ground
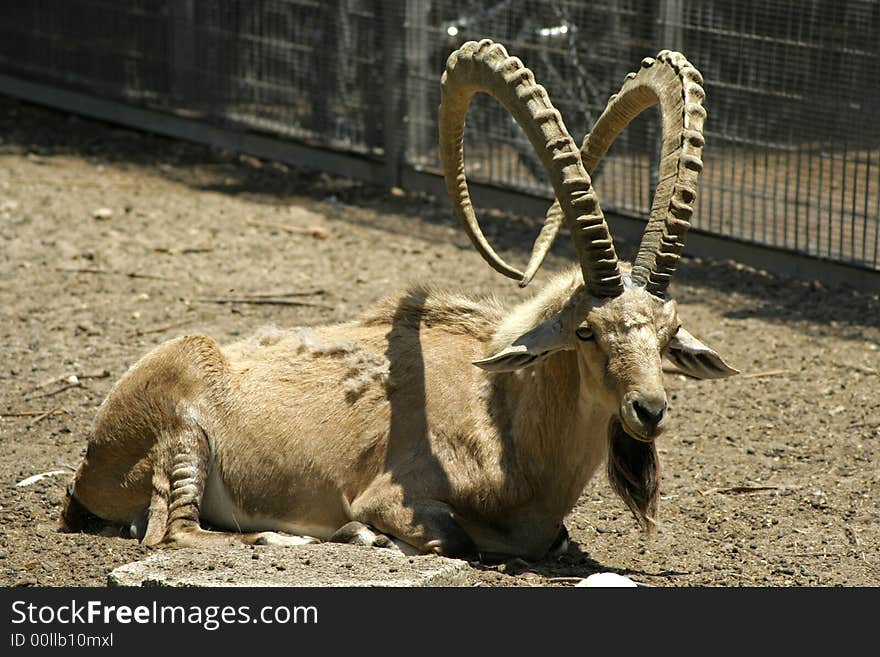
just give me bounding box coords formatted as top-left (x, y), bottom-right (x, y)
top-left (1, 409), bottom-right (69, 419)
top-left (246, 220), bottom-right (330, 239)
top-left (198, 298), bottom-right (334, 309)
top-left (128, 318), bottom-right (196, 337)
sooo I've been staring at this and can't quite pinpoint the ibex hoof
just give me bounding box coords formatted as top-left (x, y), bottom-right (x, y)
top-left (330, 521), bottom-right (400, 551)
top-left (129, 514), bottom-right (148, 541)
top-left (548, 524), bottom-right (570, 558)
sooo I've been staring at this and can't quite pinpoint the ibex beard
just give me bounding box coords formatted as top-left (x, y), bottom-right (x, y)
top-left (60, 40), bottom-right (737, 563)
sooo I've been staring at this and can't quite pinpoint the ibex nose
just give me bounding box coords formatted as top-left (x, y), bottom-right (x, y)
top-left (633, 398), bottom-right (666, 429)
top-left (622, 392), bottom-right (668, 439)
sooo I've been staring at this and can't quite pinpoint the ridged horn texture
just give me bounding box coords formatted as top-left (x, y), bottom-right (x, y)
top-left (580, 50), bottom-right (706, 297)
top-left (439, 39), bottom-right (623, 297)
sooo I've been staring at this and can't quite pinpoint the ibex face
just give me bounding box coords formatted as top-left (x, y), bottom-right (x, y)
top-left (578, 287), bottom-right (677, 441)
top-left (473, 274), bottom-right (733, 443)
top-left (578, 287), bottom-right (733, 440)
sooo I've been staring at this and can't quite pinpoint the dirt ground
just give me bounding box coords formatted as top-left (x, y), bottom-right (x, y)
top-left (1, 96), bottom-right (878, 587)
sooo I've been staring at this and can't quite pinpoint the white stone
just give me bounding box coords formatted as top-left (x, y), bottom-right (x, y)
top-left (576, 572), bottom-right (638, 587)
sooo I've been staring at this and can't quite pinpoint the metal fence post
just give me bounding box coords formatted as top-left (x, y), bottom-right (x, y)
top-left (170, 0), bottom-right (196, 104)
top-left (651, 0), bottom-right (685, 203)
top-left (383, 1), bottom-right (406, 188)
top-left (659, 0), bottom-right (684, 52)
top-left (404, 0), bottom-right (430, 174)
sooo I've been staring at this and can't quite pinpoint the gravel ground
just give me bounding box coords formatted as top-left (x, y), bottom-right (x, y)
top-left (1, 96), bottom-right (878, 587)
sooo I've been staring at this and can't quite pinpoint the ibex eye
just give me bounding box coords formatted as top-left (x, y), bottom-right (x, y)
top-left (575, 326), bottom-right (594, 341)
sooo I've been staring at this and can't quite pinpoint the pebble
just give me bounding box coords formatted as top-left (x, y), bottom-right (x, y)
top-left (577, 572), bottom-right (638, 587)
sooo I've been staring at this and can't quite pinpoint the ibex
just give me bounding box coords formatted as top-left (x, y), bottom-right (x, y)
top-left (60, 40), bottom-right (736, 562)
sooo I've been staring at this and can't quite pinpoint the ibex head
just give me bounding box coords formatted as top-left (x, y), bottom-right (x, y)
top-left (440, 40), bottom-right (737, 444)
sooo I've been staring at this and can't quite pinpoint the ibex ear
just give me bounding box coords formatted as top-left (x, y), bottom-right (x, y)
top-left (666, 327), bottom-right (739, 379)
top-left (473, 315), bottom-right (571, 372)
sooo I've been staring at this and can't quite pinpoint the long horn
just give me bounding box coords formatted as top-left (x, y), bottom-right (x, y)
top-left (580, 50), bottom-right (706, 296)
top-left (501, 51), bottom-right (706, 293)
top-left (439, 40), bottom-right (623, 297)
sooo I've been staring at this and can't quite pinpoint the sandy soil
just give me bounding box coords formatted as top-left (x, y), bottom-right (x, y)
top-left (1, 96), bottom-right (878, 587)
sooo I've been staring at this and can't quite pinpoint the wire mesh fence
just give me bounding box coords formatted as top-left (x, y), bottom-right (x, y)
top-left (0, 0), bottom-right (877, 271)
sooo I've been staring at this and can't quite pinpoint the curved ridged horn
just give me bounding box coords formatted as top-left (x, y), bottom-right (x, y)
top-left (580, 51), bottom-right (706, 297)
top-left (439, 39), bottom-right (623, 297)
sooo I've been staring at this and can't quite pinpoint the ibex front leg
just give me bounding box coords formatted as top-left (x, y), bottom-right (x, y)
top-left (349, 477), bottom-right (480, 561)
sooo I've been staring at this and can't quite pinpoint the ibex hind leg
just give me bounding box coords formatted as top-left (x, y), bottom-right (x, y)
top-left (148, 419), bottom-right (318, 548)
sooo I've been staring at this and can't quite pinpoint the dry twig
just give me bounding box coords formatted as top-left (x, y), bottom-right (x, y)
top-left (738, 369), bottom-right (790, 379)
top-left (55, 267), bottom-right (173, 281)
top-left (1, 409), bottom-right (69, 419)
top-left (31, 382), bottom-right (82, 399)
top-left (247, 220), bottom-right (330, 239)
top-left (198, 298), bottom-right (334, 310)
top-left (128, 318), bottom-right (196, 337)
top-left (154, 246), bottom-right (214, 255)
top-left (700, 485), bottom-right (787, 496)
top-left (240, 289), bottom-right (325, 299)
top-left (26, 370), bottom-right (110, 400)
top-left (30, 370), bottom-right (109, 393)
top-left (33, 408), bottom-right (64, 424)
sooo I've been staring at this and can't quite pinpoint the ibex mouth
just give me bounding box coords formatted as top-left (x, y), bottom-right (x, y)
top-left (620, 392), bottom-right (667, 442)
top-left (619, 414), bottom-right (663, 443)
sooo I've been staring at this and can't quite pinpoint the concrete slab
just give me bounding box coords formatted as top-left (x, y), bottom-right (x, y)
top-left (108, 543), bottom-right (470, 587)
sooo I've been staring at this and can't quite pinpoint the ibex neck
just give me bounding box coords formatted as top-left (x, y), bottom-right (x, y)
top-left (494, 350), bottom-right (610, 516)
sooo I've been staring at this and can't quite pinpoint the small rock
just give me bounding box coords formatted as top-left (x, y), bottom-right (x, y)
top-left (240, 154), bottom-right (262, 169)
top-left (303, 225), bottom-right (330, 240)
top-left (576, 572), bottom-right (638, 587)
top-left (92, 207), bottom-right (114, 220)
top-left (75, 322), bottom-right (101, 336)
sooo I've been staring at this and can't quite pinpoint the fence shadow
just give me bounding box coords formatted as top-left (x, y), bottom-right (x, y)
top-left (672, 256), bottom-right (880, 337)
top-left (3, 95), bottom-right (878, 339)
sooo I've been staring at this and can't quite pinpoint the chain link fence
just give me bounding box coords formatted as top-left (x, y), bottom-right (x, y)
top-left (1, 0), bottom-right (878, 271)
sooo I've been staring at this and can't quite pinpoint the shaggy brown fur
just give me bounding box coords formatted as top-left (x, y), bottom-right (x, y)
top-left (360, 285), bottom-right (505, 339)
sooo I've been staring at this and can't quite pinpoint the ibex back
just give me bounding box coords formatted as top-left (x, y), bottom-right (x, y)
top-left (61, 40), bottom-right (737, 562)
